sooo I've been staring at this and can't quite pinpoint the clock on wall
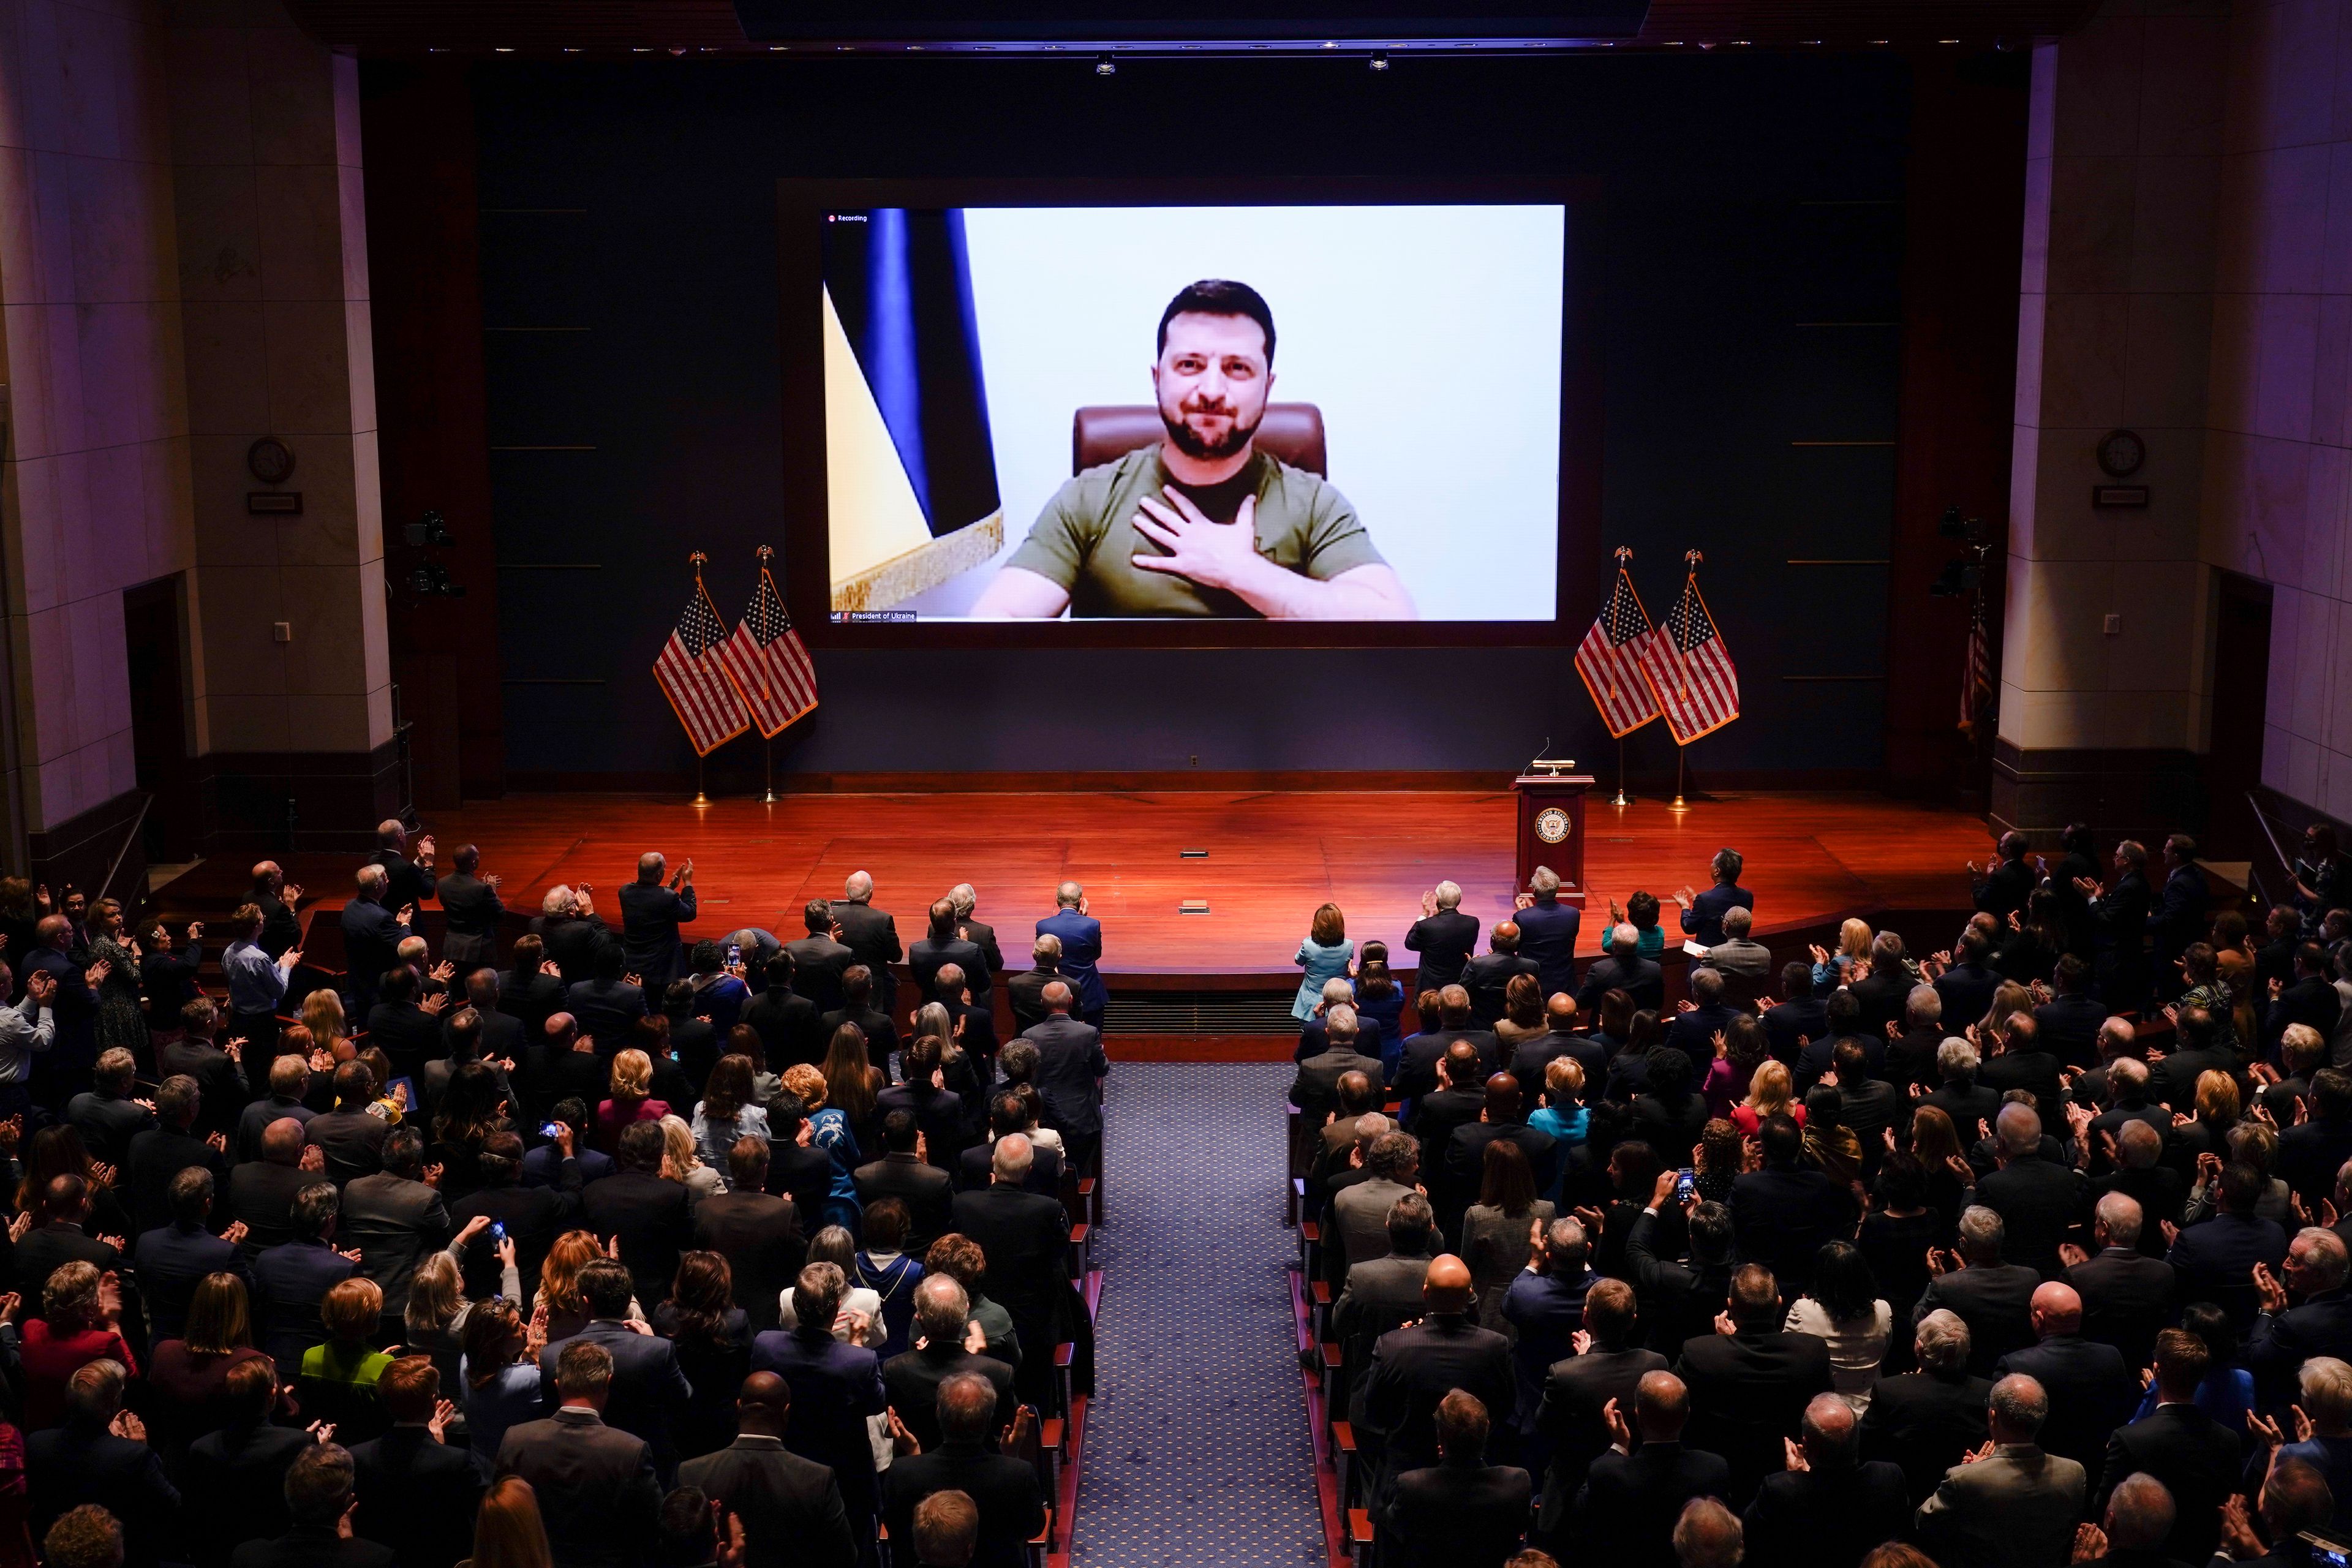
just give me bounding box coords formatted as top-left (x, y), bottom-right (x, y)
top-left (2096, 429), bottom-right (2145, 478)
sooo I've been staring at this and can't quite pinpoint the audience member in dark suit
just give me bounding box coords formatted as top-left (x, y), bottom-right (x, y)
top-left (680, 1371), bottom-right (860, 1568)
top-left (1355, 1256), bottom-right (1517, 1510)
top-left (2243, 1224), bottom-right (2352, 1410)
top-left (1760, 961), bottom-right (1831, 1066)
top-left (2062, 1192), bottom-right (2177, 1370)
top-left (1991, 1281), bottom-right (2138, 1472)
top-left (338, 1126), bottom-right (451, 1320)
top-left (1860, 1309), bottom-right (1992, 1502)
top-left (1507, 995), bottom-right (1608, 1099)
top-left (1912, 1371), bottom-right (2088, 1568)
top-left (1664, 966), bottom-right (1746, 1077)
top-left (1515, 867), bottom-right (1583, 1001)
top-left (855, 1111), bottom-right (956, 1250)
top-left (1741, 1392), bottom-right (1910, 1568)
top-left (829, 873), bottom-right (903, 1016)
top-left (227, 1442), bottom-right (394, 1568)
top-left (500, 934), bottom-right (572, 1036)
top-left (582, 1120), bottom-right (693, 1306)
top-left (495, 1339), bottom-right (662, 1568)
top-left (1675, 851), bottom-right (1755, 949)
top-left (182, 1359), bottom-right (313, 1567)
top-left (1848, 932), bottom-right (1919, 1039)
top-left (1381, 1389), bottom-right (1533, 1568)
top-left (1728, 1115), bottom-right (1857, 1295)
top-left (1910, 1205), bottom-right (2040, 1375)
top-left (1972, 833), bottom-right (2038, 923)
top-left (881, 1276), bottom-right (1018, 1454)
top-left (1289, 1011), bottom-right (1383, 1126)
top-left (28, 1360), bottom-right (181, 1568)
top-left (1406, 884), bottom-right (1481, 1000)
top-left (910, 899), bottom-right (987, 1009)
top-left (15, 1176), bottom-right (123, 1324)
top-left (1444, 1077), bottom-right (1556, 1245)
top-left (1019, 984), bottom-right (1107, 1175)
top-left (742, 951), bottom-right (827, 1068)
top-left (2163, 1161), bottom-right (2288, 1331)
top-left (783, 901), bottom-right (856, 1016)
top-left (347, 1357), bottom-right (488, 1568)
top-left (1933, 929), bottom-right (2004, 1035)
top-left (362, 965), bottom-right (445, 1083)
top-left (1529, 1277), bottom-right (1666, 1537)
top-left (1624, 1197), bottom-right (1738, 1356)
top-left (749, 1263), bottom-right (890, 1560)
top-left (2268, 944), bottom-right (2344, 1053)
top-left (1574, 1368), bottom-right (1732, 1568)
top-left (956, 1095), bottom-right (1064, 1197)
top-left (1973, 1102), bottom-right (2087, 1278)
top-left (538, 1257), bottom-right (694, 1480)
top-left (877, 1369), bottom-right (1042, 1568)
top-left (66, 1050), bottom-right (156, 1170)
top-left (566, 943), bottom-right (649, 1056)
top-left (2280, 1070), bottom-right (2352, 1210)
top-left (1578, 924), bottom-right (1664, 1016)
top-left (125, 1074), bottom-right (230, 1235)
top-left (821, 967), bottom-right (900, 1077)
top-left (948, 1137), bottom-right (1070, 1406)
top-left (2035, 956), bottom-right (2111, 1068)
top-left (693, 1139), bottom-right (805, 1331)
top-left (2150, 1006), bottom-right (2243, 1114)
top-left (2078, 1471), bottom-right (2201, 1568)
top-left (617, 852), bottom-right (698, 986)
top-left (1006, 935), bottom-right (1085, 1038)
top-left (228, 1117), bottom-right (335, 1261)
top-left (134, 1166), bottom-right (248, 1341)
top-left (251, 1182), bottom-right (359, 1371)
top-left (1978, 1017), bottom-right (2069, 1139)
top-left (1461, 922), bottom-right (1541, 1028)
top-left (1675, 1262), bottom-right (1834, 1507)
top-left (2081, 840), bottom-right (2154, 1009)
top-left (2092, 1329), bottom-right (2242, 1563)
top-left (336, 868), bottom-right (410, 1015)
top-left (159, 999), bottom-right (249, 1139)
top-left (303, 1062), bottom-right (390, 1188)
top-left (248, 861), bottom-right (303, 960)
top-left (432, 844), bottom-right (506, 971)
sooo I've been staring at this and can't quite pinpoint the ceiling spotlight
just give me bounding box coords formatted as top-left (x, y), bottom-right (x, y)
top-left (494, 45), bottom-right (514, 53)
top-left (1370, 51), bottom-right (1389, 70)
top-left (1095, 53), bottom-right (1115, 75)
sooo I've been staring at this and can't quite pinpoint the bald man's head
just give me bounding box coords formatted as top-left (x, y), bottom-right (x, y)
top-left (736, 1371), bottom-right (791, 1434)
top-left (262, 1117), bottom-right (306, 1165)
top-left (1422, 1255), bottom-right (1472, 1315)
top-left (2029, 1281), bottom-right (2082, 1338)
top-left (1800, 1393), bottom-right (1856, 1464)
top-left (1635, 1370), bottom-right (1690, 1440)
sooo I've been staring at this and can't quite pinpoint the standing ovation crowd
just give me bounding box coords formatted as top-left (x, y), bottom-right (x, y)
top-left (0, 829), bottom-right (1114, 1568)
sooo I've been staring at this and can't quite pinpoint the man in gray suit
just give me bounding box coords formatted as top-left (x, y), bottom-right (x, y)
top-left (337, 1127), bottom-right (452, 1325)
top-left (679, 1371), bottom-right (858, 1568)
top-left (1704, 907), bottom-right (1774, 982)
top-left (1332, 1193), bottom-right (1442, 1357)
top-left (1019, 982), bottom-right (1108, 1177)
top-left (1912, 1373), bottom-right (2086, 1568)
top-left (1332, 1133), bottom-right (1425, 1279)
top-left (1289, 1006), bottom-right (1382, 1126)
top-left (496, 1340), bottom-right (662, 1568)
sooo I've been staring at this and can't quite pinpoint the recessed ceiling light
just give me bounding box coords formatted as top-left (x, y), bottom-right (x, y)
top-left (494, 46), bottom-right (514, 53)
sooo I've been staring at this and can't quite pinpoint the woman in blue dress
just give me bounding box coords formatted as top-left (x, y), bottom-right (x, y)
top-left (1293, 903), bottom-right (1354, 1023)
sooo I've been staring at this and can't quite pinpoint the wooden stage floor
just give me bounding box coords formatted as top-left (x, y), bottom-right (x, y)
top-left (242, 787), bottom-right (1994, 979)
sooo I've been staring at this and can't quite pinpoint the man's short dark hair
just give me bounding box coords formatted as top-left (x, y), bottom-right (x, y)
top-left (660, 1485), bottom-right (715, 1568)
top-left (291, 1182), bottom-right (339, 1240)
top-left (578, 1259), bottom-right (635, 1319)
top-left (284, 1444), bottom-right (356, 1528)
top-left (1158, 279), bottom-right (1276, 365)
top-left (168, 1166), bottom-right (214, 1227)
top-left (557, 1338), bottom-right (614, 1398)
top-left (882, 1109), bottom-right (919, 1153)
top-left (618, 1119), bottom-right (666, 1174)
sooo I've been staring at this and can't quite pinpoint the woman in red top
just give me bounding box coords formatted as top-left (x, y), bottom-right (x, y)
top-left (17, 1261), bottom-right (136, 1430)
top-left (593, 1048), bottom-right (668, 1153)
top-left (1727, 1058), bottom-right (1806, 1137)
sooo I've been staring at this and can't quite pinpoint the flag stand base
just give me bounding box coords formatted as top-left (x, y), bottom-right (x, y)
top-left (763, 737), bottom-right (777, 804)
top-left (1669, 747), bottom-right (1689, 812)
top-left (1610, 737), bottom-right (1634, 807)
top-left (693, 753), bottom-right (709, 807)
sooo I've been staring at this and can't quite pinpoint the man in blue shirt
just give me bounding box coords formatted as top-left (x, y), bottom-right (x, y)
top-left (223, 902), bottom-right (303, 1052)
top-left (1036, 881), bottom-right (1106, 1030)
top-left (0, 962), bottom-right (56, 1118)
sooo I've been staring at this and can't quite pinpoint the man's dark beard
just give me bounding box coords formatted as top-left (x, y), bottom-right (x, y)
top-left (1161, 401), bottom-right (1262, 461)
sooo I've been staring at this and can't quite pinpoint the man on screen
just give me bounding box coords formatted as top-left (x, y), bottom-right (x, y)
top-left (969, 279), bottom-right (1416, 620)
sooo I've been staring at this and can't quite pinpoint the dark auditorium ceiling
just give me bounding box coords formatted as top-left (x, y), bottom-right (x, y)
top-left (285, 1), bottom-right (2101, 56)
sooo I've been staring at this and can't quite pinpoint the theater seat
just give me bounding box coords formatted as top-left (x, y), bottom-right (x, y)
top-left (1072, 403), bottom-right (1327, 477)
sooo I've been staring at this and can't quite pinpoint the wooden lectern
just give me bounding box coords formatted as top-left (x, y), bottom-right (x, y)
top-left (1512, 771), bottom-right (1595, 905)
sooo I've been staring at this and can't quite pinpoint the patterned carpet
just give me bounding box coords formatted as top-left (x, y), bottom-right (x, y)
top-left (1070, 1061), bottom-right (1327, 1566)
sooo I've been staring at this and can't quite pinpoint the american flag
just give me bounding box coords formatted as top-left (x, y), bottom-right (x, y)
top-left (718, 565), bottom-right (818, 737)
top-left (653, 578), bottom-right (751, 756)
top-left (1958, 597), bottom-right (1994, 739)
top-left (1575, 567), bottom-right (1661, 737)
top-left (1635, 571), bottom-right (1741, 744)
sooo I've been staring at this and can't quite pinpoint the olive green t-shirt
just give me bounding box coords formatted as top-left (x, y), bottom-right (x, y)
top-left (1003, 445), bottom-right (1385, 618)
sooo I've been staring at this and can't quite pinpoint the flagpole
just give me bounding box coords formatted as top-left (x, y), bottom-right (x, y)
top-left (1670, 549), bottom-right (1702, 812)
top-left (690, 551), bottom-right (711, 807)
top-left (1613, 736), bottom-right (1631, 809)
top-left (756, 545), bottom-right (780, 804)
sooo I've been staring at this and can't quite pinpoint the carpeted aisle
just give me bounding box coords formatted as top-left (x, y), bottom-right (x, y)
top-left (1070, 1061), bottom-right (1327, 1566)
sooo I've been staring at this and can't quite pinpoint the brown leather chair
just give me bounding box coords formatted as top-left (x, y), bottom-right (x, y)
top-left (1071, 402), bottom-right (1326, 477)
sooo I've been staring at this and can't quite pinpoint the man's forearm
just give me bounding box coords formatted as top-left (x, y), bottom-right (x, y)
top-left (1225, 558), bottom-right (1408, 620)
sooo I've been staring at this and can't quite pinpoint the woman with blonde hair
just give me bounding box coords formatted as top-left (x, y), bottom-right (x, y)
top-left (301, 988), bottom-right (351, 1060)
top-left (1975, 981), bottom-right (2035, 1045)
top-left (660, 1115), bottom-right (723, 1211)
top-left (594, 1047), bottom-right (668, 1152)
top-left (1292, 902), bottom-right (1353, 1022)
top-left (1731, 1059), bottom-right (1802, 1136)
top-left (1811, 917), bottom-right (1875, 989)
top-left (460, 1476), bottom-right (554, 1568)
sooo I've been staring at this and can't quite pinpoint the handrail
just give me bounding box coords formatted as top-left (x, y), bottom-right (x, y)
top-left (2246, 789), bottom-right (2299, 892)
top-left (92, 792), bottom-right (153, 907)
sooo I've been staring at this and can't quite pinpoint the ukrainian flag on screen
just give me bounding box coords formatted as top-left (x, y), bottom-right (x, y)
top-left (823, 208), bottom-right (1004, 611)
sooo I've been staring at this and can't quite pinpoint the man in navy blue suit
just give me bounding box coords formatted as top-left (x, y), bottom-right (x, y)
top-left (134, 1166), bottom-right (249, 1341)
top-left (538, 1259), bottom-right (693, 1482)
top-left (22, 914), bottom-right (105, 1102)
top-left (2149, 835), bottom-right (2210, 1002)
top-left (2165, 1162), bottom-right (2288, 1331)
top-left (619, 851), bottom-right (698, 986)
top-left (339, 865), bottom-right (412, 1014)
top-left (1514, 867), bottom-right (1583, 1002)
top-left (349, 1357), bottom-right (488, 1568)
top-left (1035, 881), bottom-right (1106, 1030)
top-left (1664, 967), bottom-right (1744, 1077)
top-left (751, 1262), bottom-right (889, 1565)
top-left (1675, 848), bottom-right (1755, 950)
top-left (2244, 1225), bottom-right (2352, 1411)
top-left (252, 1181), bottom-right (360, 1371)
top-left (1019, 982), bottom-right (1108, 1177)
